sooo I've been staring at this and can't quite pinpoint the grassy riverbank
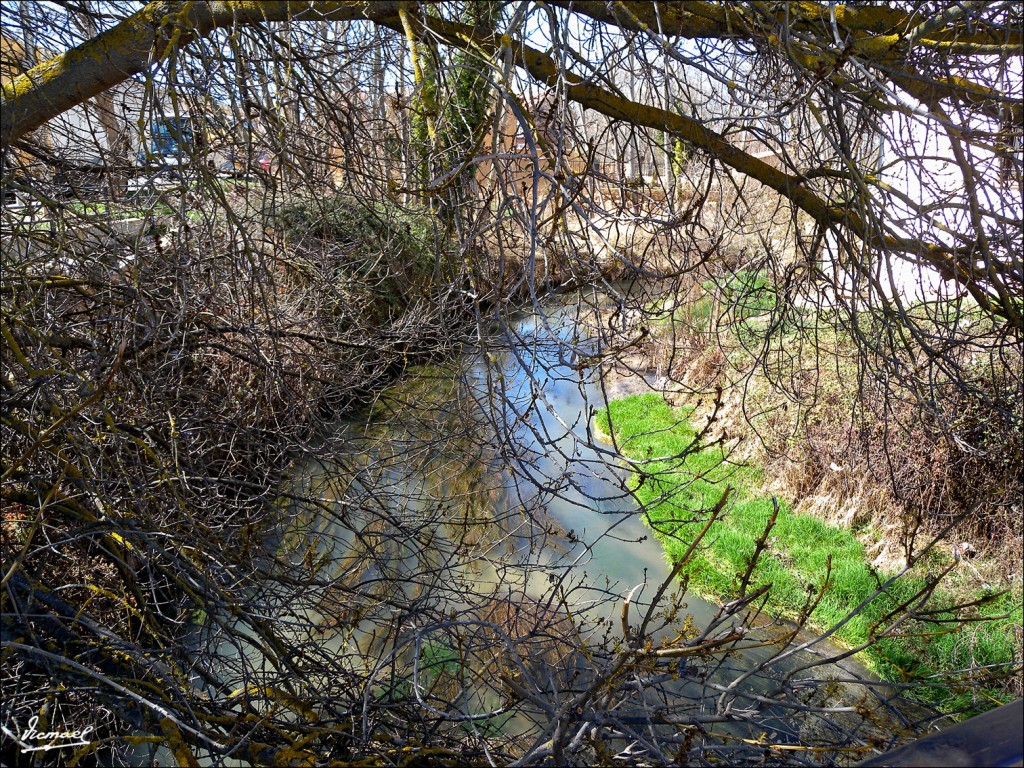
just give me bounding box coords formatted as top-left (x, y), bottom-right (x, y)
top-left (596, 393), bottom-right (1021, 713)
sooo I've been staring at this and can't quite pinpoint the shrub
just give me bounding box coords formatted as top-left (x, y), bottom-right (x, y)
top-left (277, 193), bottom-right (441, 312)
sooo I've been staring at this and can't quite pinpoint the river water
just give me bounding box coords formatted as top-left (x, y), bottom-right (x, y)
top-left (167, 284), bottom-right (914, 766)
top-left (295, 287), bottom-right (721, 626)
top-left (269, 285), bottom-right (915, 759)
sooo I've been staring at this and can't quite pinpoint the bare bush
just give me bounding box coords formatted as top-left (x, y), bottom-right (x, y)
top-left (2, 2), bottom-right (1021, 765)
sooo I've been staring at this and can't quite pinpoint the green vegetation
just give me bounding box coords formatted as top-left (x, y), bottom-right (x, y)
top-left (596, 393), bottom-right (1021, 712)
top-left (68, 200), bottom-right (173, 218)
top-left (650, 270), bottom-right (776, 337)
top-left (419, 640), bottom-right (462, 687)
top-left (707, 269), bottom-right (774, 313)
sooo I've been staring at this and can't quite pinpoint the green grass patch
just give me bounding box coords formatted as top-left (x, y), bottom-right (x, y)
top-left (66, 200), bottom-right (177, 219)
top-left (596, 393), bottom-right (1021, 712)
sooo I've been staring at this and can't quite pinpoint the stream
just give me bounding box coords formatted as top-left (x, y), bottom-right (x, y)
top-left (174, 284), bottom-right (915, 765)
top-left (289, 286), bottom-right (712, 630)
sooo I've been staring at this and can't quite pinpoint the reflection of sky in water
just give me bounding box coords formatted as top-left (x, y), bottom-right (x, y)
top-left (284, 290), bottom-right (700, 630)
top-left (469, 295), bottom-right (710, 624)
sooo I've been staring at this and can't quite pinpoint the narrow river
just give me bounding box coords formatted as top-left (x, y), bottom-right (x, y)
top-left (291, 286), bottom-right (718, 630)
top-left (276, 285), bottom-right (910, 757)
top-left (171, 284), bottom-right (912, 766)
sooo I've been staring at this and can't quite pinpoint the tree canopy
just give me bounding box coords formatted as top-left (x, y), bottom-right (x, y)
top-left (3, 1), bottom-right (1021, 326)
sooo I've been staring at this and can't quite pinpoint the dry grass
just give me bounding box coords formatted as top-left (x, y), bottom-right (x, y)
top-left (607, 270), bottom-right (1023, 588)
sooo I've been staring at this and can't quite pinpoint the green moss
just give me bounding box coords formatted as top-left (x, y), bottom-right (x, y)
top-left (598, 393), bottom-right (1021, 713)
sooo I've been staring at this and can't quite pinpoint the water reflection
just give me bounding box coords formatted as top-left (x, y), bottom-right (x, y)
top-left (257, 285), bottom-right (907, 760)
